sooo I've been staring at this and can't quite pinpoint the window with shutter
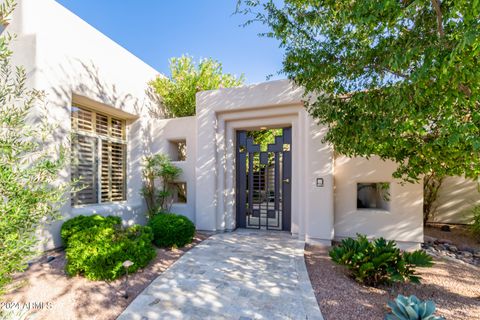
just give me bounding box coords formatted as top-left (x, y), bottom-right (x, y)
top-left (71, 104), bottom-right (127, 206)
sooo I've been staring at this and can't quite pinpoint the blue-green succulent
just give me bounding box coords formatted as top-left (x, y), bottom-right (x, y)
top-left (385, 295), bottom-right (445, 320)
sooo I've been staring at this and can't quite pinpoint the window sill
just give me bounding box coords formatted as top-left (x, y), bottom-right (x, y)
top-left (356, 208), bottom-right (390, 214)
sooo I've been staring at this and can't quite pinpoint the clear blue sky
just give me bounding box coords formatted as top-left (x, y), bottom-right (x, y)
top-left (56, 0), bottom-right (285, 84)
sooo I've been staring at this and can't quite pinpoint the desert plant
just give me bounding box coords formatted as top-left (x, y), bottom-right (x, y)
top-left (141, 154), bottom-right (182, 218)
top-left (470, 205), bottom-right (480, 241)
top-left (64, 221), bottom-right (156, 281)
top-left (60, 214), bottom-right (121, 246)
top-left (0, 0), bottom-right (71, 294)
top-left (149, 213), bottom-right (195, 248)
top-left (329, 235), bottom-right (433, 287)
top-left (386, 295), bottom-right (445, 320)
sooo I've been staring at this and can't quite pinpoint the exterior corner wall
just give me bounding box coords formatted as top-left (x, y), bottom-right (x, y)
top-left (194, 94), bottom-right (218, 231)
top-left (432, 176), bottom-right (480, 224)
top-left (304, 114), bottom-right (334, 243)
top-left (149, 116), bottom-right (197, 223)
top-left (333, 156), bottom-right (424, 244)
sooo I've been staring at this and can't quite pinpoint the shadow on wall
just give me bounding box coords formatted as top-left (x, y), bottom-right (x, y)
top-left (37, 59), bottom-right (158, 250)
top-left (433, 176), bottom-right (480, 224)
top-left (334, 156), bottom-right (423, 245)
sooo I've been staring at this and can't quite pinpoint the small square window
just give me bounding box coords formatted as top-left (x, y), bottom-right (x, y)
top-left (357, 183), bottom-right (390, 211)
top-left (168, 140), bottom-right (186, 161)
top-left (170, 182), bottom-right (187, 204)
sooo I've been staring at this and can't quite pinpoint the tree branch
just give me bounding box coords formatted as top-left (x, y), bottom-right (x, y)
top-left (431, 0), bottom-right (445, 37)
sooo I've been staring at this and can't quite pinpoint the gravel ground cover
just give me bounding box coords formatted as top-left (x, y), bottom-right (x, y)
top-left (305, 245), bottom-right (480, 320)
top-left (1, 232), bottom-right (209, 320)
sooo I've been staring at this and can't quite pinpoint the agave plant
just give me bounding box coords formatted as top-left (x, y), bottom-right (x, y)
top-left (385, 295), bottom-right (445, 320)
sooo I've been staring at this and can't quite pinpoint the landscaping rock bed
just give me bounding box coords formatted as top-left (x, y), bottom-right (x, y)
top-left (305, 245), bottom-right (480, 320)
top-left (422, 236), bottom-right (480, 267)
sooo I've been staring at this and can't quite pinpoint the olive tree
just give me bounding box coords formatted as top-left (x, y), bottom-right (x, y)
top-left (0, 0), bottom-right (69, 294)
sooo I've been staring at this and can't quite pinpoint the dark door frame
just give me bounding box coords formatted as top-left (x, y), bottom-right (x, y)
top-left (235, 127), bottom-right (292, 231)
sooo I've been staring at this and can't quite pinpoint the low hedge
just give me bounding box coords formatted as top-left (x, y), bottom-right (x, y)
top-left (62, 215), bottom-right (156, 281)
top-left (149, 213), bottom-right (195, 248)
top-left (60, 214), bottom-right (121, 246)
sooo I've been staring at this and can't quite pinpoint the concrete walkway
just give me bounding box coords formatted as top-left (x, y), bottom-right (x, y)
top-left (118, 229), bottom-right (323, 320)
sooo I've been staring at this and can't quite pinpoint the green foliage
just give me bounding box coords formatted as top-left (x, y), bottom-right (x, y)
top-left (149, 55), bottom-right (244, 118)
top-left (329, 235), bottom-right (433, 287)
top-left (470, 205), bottom-right (480, 241)
top-left (64, 216), bottom-right (156, 281)
top-left (386, 295), bottom-right (445, 320)
top-left (238, 0), bottom-right (480, 182)
top-left (149, 213), bottom-right (195, 248)
top-left (60, 214), bottom-right (121, 246)
top-left (0, 0), bottom-right (70, 294)
top-left (247, 128), bottom-right (283, 170)
top-left (141, 154), bottom-right (182, 218)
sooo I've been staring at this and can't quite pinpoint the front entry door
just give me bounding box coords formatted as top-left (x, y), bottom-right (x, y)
top-left (236, 128), bottom-right (292, 231)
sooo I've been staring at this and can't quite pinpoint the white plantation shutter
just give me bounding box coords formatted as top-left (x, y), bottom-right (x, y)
top-left (71, 104), bottom-right (126, 206)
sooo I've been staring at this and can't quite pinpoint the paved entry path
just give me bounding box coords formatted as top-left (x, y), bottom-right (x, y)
top-left (118, 229), bottom-right (323, 320)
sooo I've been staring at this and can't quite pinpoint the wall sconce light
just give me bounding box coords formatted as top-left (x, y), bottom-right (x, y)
top-left (316, 178), bottom-right (324, 187)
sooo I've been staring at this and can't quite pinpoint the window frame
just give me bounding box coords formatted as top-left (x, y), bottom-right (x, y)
top-left (355, 182), bottom-right (391, 212)
top-left (71, 103), bottom-right (127, 206)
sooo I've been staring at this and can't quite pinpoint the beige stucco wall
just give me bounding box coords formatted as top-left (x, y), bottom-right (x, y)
top-left (334, 156), bottom-right (424, 249)
top-left (9, 0), bottom-right (160, 249)
top-left (149, 116), bottom-right (197, 222)
top-left (196, 80), bottom-right (330, 244)
top-left (432, 176), bottom-right (480, 224)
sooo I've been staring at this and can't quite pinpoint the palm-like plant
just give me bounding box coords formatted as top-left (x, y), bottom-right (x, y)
top-left (329, 234), bottom-right (433, 286)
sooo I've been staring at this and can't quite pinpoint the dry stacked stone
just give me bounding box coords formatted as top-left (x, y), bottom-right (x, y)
top-left (422, 236), bottom-right (480, 267)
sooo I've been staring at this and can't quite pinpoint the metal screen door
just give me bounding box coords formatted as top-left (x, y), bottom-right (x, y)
top-left (235, 128), bottom-right (291, 231)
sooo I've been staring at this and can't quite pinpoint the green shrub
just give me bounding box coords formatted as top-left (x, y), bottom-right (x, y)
top-left (329, 234), bottom-right (433, 287)
top-left (470, 205), bottom-right (480, 241)
top-left (65, 224), bottom-right (156, 281)
top-left (386, 295), bottom-right (444, 320)
top-left (60, 214), bottom-right (121, 245)
top-left (149, 213), bottom-right (195, 248)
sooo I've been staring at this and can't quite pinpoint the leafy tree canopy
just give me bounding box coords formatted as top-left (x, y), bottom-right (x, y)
top-left (149, 55), bottom-right (245, 118)
top-left (238, 0), bottom-right (480, 182)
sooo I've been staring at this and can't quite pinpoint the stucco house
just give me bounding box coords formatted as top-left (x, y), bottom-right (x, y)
top-left (9, 0), bottom-right (480, 251)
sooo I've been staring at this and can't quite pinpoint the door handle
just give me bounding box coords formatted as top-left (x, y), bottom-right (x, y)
top-left (283, 178), bottom-right (290, 184)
